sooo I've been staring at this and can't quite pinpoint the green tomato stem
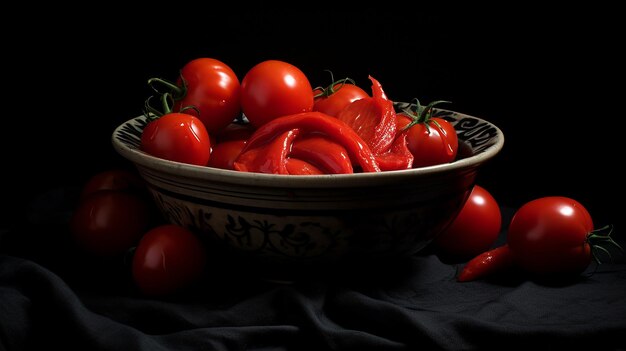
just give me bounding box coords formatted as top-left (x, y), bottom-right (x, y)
top-left (587, 225), bottom-right (623, 264)
top-left (401, 99), bottom-right (451, 131)
top-left (313, 69), bottom-right (357, 99)
top-left (147, 75), bottom-right (186, 100)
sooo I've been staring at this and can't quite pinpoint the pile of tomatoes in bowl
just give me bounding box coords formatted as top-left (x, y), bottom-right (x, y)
top-left (139, 58), bottom-right (460, 175)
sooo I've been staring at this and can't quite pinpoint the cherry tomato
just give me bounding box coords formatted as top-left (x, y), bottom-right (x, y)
top-left (506, 196), bottom-right (596, 277)
top-left (79, 168), bottom-right (145, 201)
top-left (172, 58), bottom-right (241, 134)
top-left (313, 78), bottom-right (369, 117)
top-left (240, 60), bottom-right (314, 128)
top-left (433, 185), bottom-right (502, 262)
top-left (207, 139), bottom-right (247, 170)
top-left (132, 224), bottom-right (207, 297)
top-left (397, 100), bottom-right (458, 168)
top-left (70, 190), bottom-right (152, 257)
top-left (140, 112), bottom-right (211, 166)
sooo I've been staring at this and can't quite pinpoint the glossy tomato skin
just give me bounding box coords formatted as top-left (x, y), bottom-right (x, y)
top-left (173, 57), bottom-right (241, 134)
top-left (313, 83), bottom-right (369, 117)
top-left (507, 196), bottom-right (594, 277)
top-left (434, 185), bottom-right (502, 262)
top-left (70, 190), bottom-right (152, 257)
top-left (207, 139), bottom-right (247, 170)
top-left (240, 60), bottom-right (314, 128)
top-left (397, 114), bottom-right (458, 168)
top-left (141, 113), bottom-right (211, 166)
top-left (132, 224), bottom-right (207, 297)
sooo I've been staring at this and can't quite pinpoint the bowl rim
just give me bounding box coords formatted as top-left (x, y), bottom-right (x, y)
top-left (111, 109), bottom-right (504, 188)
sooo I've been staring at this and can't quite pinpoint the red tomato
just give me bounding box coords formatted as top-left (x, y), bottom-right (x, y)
top-left (141, 113), bottom-right (211, 166)
top-left (212, 122), bottom-right (255, 144)
top-left (207, 139), bottom-right (247, 170)
top-left (313, 79), bottom-right (369, 117)
top-left (433, 185), bottom-right (502, 262)
top-left (172, 58), bottom-right (241, 134)
top-left (240, 60), bottom-right (314, 128)
top-left (79, 169), bottom-right (145, 201)
top-left (132, 224), bottom-right (207, 297)
top-left (397, 102), bottom-right (458, 168)
top-left (70, 190), bottom-right (152, 257)
top-left (507, 196), bottom-right (596, 277)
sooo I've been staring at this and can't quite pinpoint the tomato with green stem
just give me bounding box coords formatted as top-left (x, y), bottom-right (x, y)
top-left (507, 196), bottom-right (621, 277)
top-left (313, 72), bottom-right (369, 117)
top-left (147, 57), bottom-right (241, 134)
top-left (140, 93), bottom-right (212, 166)
top-left (397, 99), bottom-right (458, 168)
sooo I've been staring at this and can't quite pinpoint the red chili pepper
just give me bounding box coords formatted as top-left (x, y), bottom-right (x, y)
top-left (233, 111), bottom-right (381, 174)
top-left (457, 244), bottom-right (514, 282)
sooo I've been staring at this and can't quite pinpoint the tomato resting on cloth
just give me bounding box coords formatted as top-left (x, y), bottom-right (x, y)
top-left (233, 111), bottom-right (381, 174)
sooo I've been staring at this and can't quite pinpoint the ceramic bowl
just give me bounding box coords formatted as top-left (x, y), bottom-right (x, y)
top-left (112, 102), bottom-right (504, 269)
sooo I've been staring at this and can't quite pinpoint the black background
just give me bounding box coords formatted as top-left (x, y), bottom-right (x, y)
top-left (2, 7), bottom-right (623, 232)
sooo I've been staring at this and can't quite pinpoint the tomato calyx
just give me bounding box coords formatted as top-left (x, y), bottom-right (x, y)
top-left (143, 92), bottom-right (198, 121)
top-left (313, 70), bottom-right (357, 99)
top-left (147, 74), bottom-right (187, 101)
top-left (400, 98), bottom-right (451, 133)
top-left (587, 224), bottom-right (623, 264)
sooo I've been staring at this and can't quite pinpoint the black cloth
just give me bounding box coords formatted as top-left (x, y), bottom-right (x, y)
top-left (1, 189), bottom-right (625, 351)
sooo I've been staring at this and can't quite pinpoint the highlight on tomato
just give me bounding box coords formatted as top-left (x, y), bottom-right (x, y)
top-left (240, 60), bottom-right (314, 128)
top-left (313, 72), bottom-right (369, 117)
top-left (433, 184), bottom-right (502, 263)
top-left (147, 57), bottom-right (241, 134)
top-left (396, 99), bottom-right (458, 168)
top-left (132, 224), bottom-right (208, 297)
top-left (506, 196), bottom-right (621, 278)
top-left (140, 93), bottom-right (211, 166)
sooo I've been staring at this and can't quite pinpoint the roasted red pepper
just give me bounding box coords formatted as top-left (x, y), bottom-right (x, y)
top-left (337, 75), bottom-right (397, 155)
top-left (233, 111), bottom-right (381, 174)
top-left (336, 75), bottom-right (415, 171)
